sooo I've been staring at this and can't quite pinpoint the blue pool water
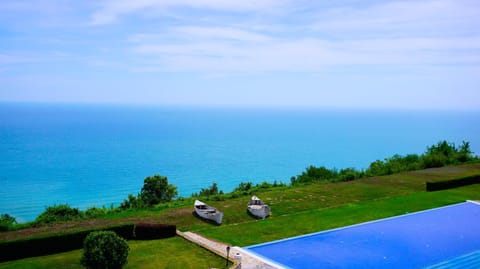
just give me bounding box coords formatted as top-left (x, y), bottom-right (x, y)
top-left (246, 201), bottom-right (480, 269)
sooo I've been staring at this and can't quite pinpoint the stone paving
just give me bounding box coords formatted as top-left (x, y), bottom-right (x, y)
top-left (177, 230), bottom-right (281, 269)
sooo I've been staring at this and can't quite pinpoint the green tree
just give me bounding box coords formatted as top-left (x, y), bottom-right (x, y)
top-left (0, 214), bottom-right (17, 231)
top-left (199, 182), bottom-right (223, 196)
top-left (140, 175), bottom-right (178, 206)
top-left (81, 231), bottom-right (129, 269)
top-left (234, 182), bottom-right (253, 192)
top-left (456, 141), bottom-right (473, 162)
top-left (294, 165), bottom-right (338, 184)
top-left (119, 194), bottom-right (145, 209)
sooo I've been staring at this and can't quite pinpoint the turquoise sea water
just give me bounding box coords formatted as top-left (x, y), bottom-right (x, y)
top-left (1, 103), bottom-right (479, 222)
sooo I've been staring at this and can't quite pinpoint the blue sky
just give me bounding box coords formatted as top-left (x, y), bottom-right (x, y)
top-left (1, 0), bottom-right (479, 109)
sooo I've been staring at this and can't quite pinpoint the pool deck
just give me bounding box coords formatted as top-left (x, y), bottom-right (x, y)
top-left (177, 230), bottom-right (280, 269)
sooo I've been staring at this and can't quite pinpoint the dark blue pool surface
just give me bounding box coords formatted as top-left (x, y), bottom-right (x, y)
top-left (246, 201), bottom-right (480, 269)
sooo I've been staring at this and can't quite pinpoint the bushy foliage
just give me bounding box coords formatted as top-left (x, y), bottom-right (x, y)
top-left (140, 175), bottom-right (178, 206)
top-left (234, 181), bottom-right (253, 192)
top-left (0, 214), bottom-right (17, 231)
top-left (195, 182), bottom-right (224, 197)
top-left (35, 204), bottom-right (83, 224)
top-left (365, 154), bottom-right (423, 177)
top-left (119, 194), bottom-right (144, 210)
top-left (292, 140), bottom-right (478, 185)
top-left (423, 140), bottom-right (473, 168)
top-left (291, 166), bottom-right (364, 185)
top-left (85, 206), bottom-right (118, 219)
top-left (121, 174), bottom-right (178, 209)
top-left (366, 140), bottom-right (476, 175)
top-left (228, 180), bottom-right (287, 198)
top-left (81, 231), bottom-right (129, 269)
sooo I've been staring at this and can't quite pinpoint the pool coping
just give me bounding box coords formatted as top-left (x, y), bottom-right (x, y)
top-left (241, 200), bottom-right (480, 268)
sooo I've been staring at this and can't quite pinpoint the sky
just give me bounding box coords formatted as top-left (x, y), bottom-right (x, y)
top-left (0, 0), bottom-right (479, 110)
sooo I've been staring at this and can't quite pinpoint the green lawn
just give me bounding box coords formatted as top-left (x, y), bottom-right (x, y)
top-left (1, 163), bottom-right (479, 268)
top-left (195, 184), bottom-right (480, 246)
top-left (0, 236), bottom-right (227, 269)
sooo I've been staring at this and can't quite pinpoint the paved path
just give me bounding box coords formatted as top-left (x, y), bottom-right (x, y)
top-left (177, 230), bottom-right (281, 269)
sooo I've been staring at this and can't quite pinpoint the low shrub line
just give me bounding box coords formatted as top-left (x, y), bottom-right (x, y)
top-left (0, 223), bottom-right (176, 262)
top-left (426, 175), bottom-right (480, 191)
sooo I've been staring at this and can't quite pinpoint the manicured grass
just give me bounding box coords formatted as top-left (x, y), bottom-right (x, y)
top-left (0, 236), bottom-right (227, 269)
top-left (195, 184), bottom-right (480, 246)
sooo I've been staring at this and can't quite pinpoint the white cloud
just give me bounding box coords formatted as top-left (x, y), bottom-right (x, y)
top-left (130, 30), bottom-right (480, 73)
top-left (118, 0), bottom-right (480, 74)
top-left (91, 0), bottom-right (289, 25)
top-left (174, 27), bottom-right (272, 43)
top-left (311, 0), bottom-right (480, 37)
top-left (0, 54), bottom-right (38, 64)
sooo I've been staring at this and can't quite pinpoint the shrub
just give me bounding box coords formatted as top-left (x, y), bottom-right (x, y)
top-left (119, 194), bottom-right (145, 210)
top-left (234, 182), bottom-right (253, 192)
top-left (0, 224), bottom-right (134, 262)
top-left (35, 204), bottom-right (83, 224)
top-left (197, 182), bottom-right (223, 197)
top-left (81, 231), bottom-right (129, 269)
top-left (426, 175), bottom-right (480, 191)
top-left (85, 207), bottom-right (108, 218)
top-left (134, 223), bottom-right (176, 240)
top-left (0, 214), bottom-right (17, 231)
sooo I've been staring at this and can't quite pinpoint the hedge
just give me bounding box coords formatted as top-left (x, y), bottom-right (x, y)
top-left (0, 224), bottom-right (135, 262)
top-left (134, 223), bottom-right (176, 240)
top-left (0, 223), bottom-right (177, 262)
top-left (426, 175), bottom-right (480, 192)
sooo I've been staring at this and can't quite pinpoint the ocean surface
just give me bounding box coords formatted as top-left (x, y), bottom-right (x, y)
top-left (1, 103), bottom-right (479, 222)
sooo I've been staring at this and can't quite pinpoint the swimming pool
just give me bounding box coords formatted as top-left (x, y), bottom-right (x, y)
top-left (245, 201), bottom-right (480, 269)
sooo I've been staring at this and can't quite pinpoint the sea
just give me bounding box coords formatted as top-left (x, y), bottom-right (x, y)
top-left (1, 103), bottom-right (479, 222)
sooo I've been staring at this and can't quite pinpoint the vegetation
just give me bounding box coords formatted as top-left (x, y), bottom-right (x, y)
top-left (0, 140), bottom-right (477, 267)
top-left (197, 182), bottom-right (223, 197)
top-left (34, 204), bottom-right (84, 225)
top-left (191, 181), bottom-right (288, 202)
top-left (291, 140), bottom-right (478, 185)
top-left (140, 175), bottom-right (178, 206)
top-left (120, 175), bottom-right (177, 209)
top-left (1, 140), bottom-right (478, 231)
top-left (0, 237), bottom-right (228, 269)
top-left (196, 183), bottom-right (480, 246)
top-left (0, 215), bottom-right (17, 232)
top-left (0, 163), bottom-right (479, 267)
top-left (1, 172), bottom-right (479, 267)
top-left (80, 231), bottom-right (129, 269)
top-left (30, 204), bottom-right (120, 226)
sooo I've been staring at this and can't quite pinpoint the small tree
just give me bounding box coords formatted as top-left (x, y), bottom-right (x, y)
top-left (81, 231), bottom-right (129, 269)
top-left (199, 182), bottom-right (223, 196)
top-left (140, 174), bottom-right (178, 206)
top-left (0, 214), bottom-right (17, 231)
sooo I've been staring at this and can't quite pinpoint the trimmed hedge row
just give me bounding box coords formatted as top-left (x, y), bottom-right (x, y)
top-left (0, 223), bottom-right (176, 262)
top-left (134, 223), bottom-right (177, 240)
top-left (426, 175), bottom-right (480, 192)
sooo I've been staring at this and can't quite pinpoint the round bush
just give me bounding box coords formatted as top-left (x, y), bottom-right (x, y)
top-left (81, 231), bottom-right (129, 269)
top-left (35, 204), bottom-right (83, 224)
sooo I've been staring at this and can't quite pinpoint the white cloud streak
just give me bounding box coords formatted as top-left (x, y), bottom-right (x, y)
top-left (115, 0), bottom-right (480, 73)
top-left (311, 0), bottom-right (480, 37)
top-left (130, 31), bottom-right (480, 73)
top-left (91, 0), bottom-right (288, 25)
